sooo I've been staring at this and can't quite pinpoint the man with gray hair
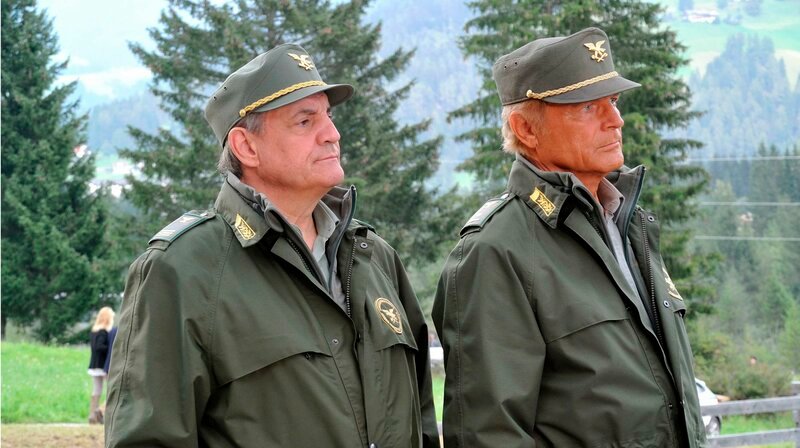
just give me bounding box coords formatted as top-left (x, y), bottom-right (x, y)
top-left (433, 27), bottom-right (706, 447)
top-left (106, 43), bottom-right (439, 447)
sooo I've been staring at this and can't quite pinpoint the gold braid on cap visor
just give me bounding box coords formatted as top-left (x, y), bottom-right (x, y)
top-left (238, 80), bottom-right (326, 117)
top-left (526, 71), bottom-right (619, 100)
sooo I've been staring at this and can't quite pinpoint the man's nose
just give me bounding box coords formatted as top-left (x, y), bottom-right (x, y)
top-left (319, 114), bottom-right (341, 144)
top-left (604, 103), bottom-right (624, 129)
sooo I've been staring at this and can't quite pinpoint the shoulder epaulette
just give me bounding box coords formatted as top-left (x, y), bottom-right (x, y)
top-left (460, 193), bottom-right (513, 236)
top-left (149, 210), bottom-right (215, 246)
top-left (352, 218), bottom-right (376, 233)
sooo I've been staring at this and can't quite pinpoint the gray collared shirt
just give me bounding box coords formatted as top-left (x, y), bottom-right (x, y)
top-left (301, 202), bottom-right (347, 312)
top-left (596, 179), bottom-right (641, 300)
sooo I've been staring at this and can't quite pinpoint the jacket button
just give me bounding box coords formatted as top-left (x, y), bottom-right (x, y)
top-left (360, 242), bottom-right (369, 249)
top-left (663, 300), bottom-right (671, 308)
top-left (331, 338), bottom-right (340, 345)
top-left (369, 444), bottom-right (377, 448)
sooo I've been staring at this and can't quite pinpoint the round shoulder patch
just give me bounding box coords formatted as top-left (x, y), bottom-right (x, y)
top-left (374, 298), bottom-right (403, 334)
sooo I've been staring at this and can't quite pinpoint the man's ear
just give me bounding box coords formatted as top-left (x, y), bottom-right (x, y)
top-left (508, 110), bottom-right (539, 150)
top-left (227, 127), bottom-right (260, 169)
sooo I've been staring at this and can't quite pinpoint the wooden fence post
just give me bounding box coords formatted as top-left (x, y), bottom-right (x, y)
top-left (793, 380), bottom-right (800, 448)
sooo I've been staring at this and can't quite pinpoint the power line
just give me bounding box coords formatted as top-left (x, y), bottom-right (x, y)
top-left (699, 201), bottom-right (800, 207)
top-left (694, 235), bottom-right (800, 242)
top-left (684, 155), bottom-right (800, 162)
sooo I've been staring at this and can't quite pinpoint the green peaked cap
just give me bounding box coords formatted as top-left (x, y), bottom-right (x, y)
top-left (205, 43), bottom-right (354, 147)
top-left (493, 27), bottom-right (640, 105)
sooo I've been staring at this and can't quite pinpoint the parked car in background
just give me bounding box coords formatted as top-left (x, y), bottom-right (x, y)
top-left (696, 378), bottom-right (722, 436)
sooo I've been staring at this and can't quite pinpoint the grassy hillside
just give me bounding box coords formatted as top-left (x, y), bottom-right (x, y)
top-left (658, 0), bottom-right (800, 82)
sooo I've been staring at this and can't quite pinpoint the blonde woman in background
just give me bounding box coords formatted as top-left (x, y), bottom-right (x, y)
top-left (87, 306), bottom-right (114, 424)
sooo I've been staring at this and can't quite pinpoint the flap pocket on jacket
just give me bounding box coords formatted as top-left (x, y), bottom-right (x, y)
top-left (214, 334), bottom-right (330, 385)
top-left (671, 297), bottom-right (686, 318)
top-left (372, 328), bottom-right (419, 352)
top-left (539, 302), bottom-right (628, 344)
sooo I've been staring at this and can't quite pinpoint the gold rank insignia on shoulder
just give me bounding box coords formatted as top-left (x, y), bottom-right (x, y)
top-left (234, 214), bottom-right (256, 240)
top-left (662, 266), bottom-right (684, 301)
top-left (287, 53), bottom-right (315, 70)
top-left (374, 298), bottom-right (403, 334)
top-left (584, 40), bottom-right (607, 62)
top-left (530, 187), bottom-right (556, 217)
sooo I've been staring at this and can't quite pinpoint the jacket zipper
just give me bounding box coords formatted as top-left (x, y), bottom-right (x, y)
top-left (286, 238), bottom-right (314, 277)
top-left (343, 241), bottom-right (356, 318)
top-left (640, 212), bottom-right (665, 347)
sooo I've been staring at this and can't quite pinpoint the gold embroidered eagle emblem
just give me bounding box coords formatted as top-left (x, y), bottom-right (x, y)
top-left (234, 214), bottom-right (256, 240)
top-left (583, 40), bottom-right (608, 63)
top-left (287, 53), bottom-right (315, 70)
top-left (662, 266), bottom-right (684, 301)
top-left (530, 187), bottom-right (556, 217)
top-left (375, 298), bottom-right (403, 334)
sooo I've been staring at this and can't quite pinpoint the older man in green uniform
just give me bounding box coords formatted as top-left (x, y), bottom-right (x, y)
top-left (433, 28), bottom-right (707, 447)
top-left (105, 43), bottom-right (439, 447)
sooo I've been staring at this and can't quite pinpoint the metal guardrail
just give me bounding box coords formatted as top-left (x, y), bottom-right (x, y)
top-left (702, 381), bottom-right (800, 448)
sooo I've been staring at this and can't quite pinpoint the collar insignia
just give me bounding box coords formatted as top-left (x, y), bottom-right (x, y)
top-left (375, 298), bottom-right (403, 334)
top-left (530, 187), bottom-right (556, 217)
top-left (234, 213), bottom-right (256, 240)
top-left (178, 216), bottom-right (197, 224)
top-left (662, 266), bottom-right (683, 301)
top-left (287, 53), bottom-right (315, 71)
top-left (584, 40), bottom-right (608, 63)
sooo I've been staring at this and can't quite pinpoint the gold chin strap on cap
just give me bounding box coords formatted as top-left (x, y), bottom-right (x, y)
top-left (238, 80), bottom-right (327, 118)
top-left (526, 71), bottom-right (619, 100)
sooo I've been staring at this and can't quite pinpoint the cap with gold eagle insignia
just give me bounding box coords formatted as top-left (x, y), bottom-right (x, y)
top-left (493, 27), bottom-right (640, 105)
top-left (205, 43), bottom-right (354, 148)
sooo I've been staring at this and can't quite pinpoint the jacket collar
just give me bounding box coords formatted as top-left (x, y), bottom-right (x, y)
top-left (215, 173), bottom-right (357, 248)
top-left (508, 154), bottom-right (645, 228)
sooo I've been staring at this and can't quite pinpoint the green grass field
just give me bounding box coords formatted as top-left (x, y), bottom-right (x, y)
top-left (2, 341), bottom-right (795, 448)
top-left (720, 413), bottom-right (794, 447)
top-left (1, 342), bottom-right (102, 423)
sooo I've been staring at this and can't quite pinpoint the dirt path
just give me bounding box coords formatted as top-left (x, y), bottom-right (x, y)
top-left (1, 424), bottom-right (104, 448)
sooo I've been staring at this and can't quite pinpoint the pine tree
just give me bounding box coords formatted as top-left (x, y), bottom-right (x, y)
top-left (122, 0), bottom-right (442, 263)
top-left (1, 0), bottom-right (113, 341)
top-left (450, 0), bottom-right (714, 306)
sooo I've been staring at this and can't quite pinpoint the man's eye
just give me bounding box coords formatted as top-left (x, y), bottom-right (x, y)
top-left (299, 119), bottom-right (310, 126)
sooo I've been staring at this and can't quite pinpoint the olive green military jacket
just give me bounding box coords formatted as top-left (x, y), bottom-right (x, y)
top-left (105, 179), bottom-right (439, 448)
top-left (432, 159), bottom-right (706, 448)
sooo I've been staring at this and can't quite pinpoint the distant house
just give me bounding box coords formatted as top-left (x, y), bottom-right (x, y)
top-left (685, 8), bottom-right (720, 23)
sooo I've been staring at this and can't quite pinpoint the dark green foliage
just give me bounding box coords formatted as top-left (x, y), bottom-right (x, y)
top-left (122, 0), bottom-right (442, 263)
top-left (690, 139), bottom-right (799, 387)
top-left (1, 0), bottom-right (113, 341)
top-left (451, 0), bottom-right (713, 307)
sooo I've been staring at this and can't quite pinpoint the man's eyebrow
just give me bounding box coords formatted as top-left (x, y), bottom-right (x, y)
top-left (292, 108), bottom-right (318, 118)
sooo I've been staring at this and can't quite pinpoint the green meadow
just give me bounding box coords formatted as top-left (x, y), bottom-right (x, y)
top-left (1, 342), bottom-right (103, 423)
top-left (1, 341), bottom-right (794, 448)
